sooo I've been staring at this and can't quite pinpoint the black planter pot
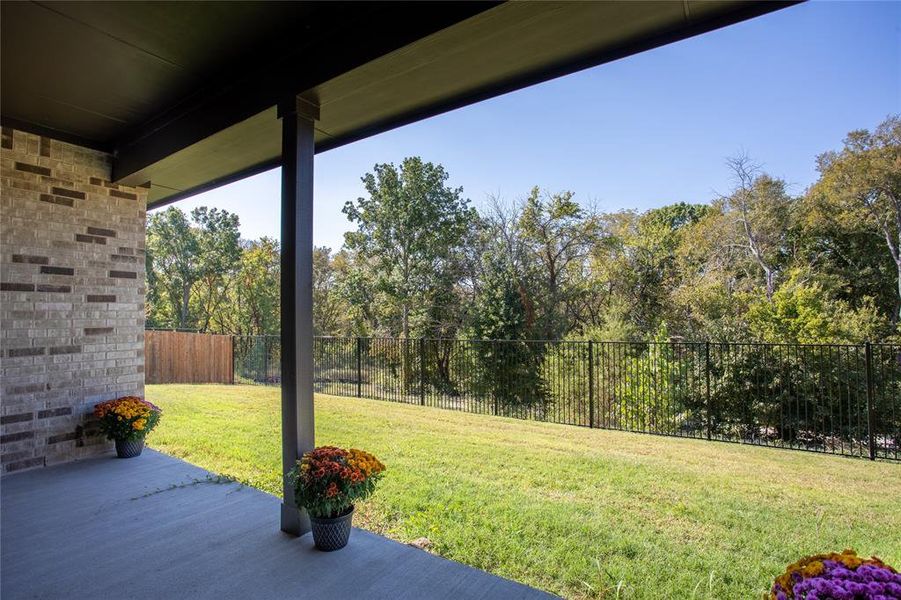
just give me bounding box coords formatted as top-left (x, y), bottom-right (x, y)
top-left (310, 506), bottom-right (354, 551)
top-left (115, 437), bottom-right (144, 458)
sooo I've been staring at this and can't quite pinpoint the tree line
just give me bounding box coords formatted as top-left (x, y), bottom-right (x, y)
top-left (146, 116), bottom-right (901, 346)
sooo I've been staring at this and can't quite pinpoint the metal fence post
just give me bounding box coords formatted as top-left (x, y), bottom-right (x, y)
top-left (419, 337), bottom-right (426, 406)
top-left (588, 341), bottom-right (595, 428)
top-left (356, 337), bottom-right (363, 398)
top-left (865, 341), bottom-right (876, 460)
top-left (263, 337), bottom-right (269, 383)
top-left (705, 341), bottom-right (712, 441)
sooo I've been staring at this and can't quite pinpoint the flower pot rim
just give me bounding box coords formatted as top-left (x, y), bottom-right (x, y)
top-left (309, 504), bottom-right (354, 523)
top-left (114, 437), bottom-right (145, 458)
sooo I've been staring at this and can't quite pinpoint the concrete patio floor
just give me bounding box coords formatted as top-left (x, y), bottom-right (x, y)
top-left (1, 449), bottom-right (555, 600)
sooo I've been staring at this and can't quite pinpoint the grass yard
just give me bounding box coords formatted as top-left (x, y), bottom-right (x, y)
top-left (145, 384), bottom-right (901, 599)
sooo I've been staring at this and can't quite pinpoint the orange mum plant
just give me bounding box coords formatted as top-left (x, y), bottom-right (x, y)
top-left (93, 396), bottom-right (162, 441)
top-left (289, 446), bottom-right (386, 518)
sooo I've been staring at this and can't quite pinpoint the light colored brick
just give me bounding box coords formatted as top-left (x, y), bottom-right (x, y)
top-left (1, 129), bottom-right (145, 474)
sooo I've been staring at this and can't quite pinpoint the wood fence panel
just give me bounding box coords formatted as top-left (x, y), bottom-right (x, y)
top-left (144, 330), bottom-right (234, 384)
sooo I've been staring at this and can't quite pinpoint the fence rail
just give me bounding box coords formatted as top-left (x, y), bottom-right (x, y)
top-left (230, 336), bottom-right (901, 461)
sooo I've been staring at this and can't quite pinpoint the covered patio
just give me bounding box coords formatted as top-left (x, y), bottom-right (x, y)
top-left (1, 2), bottom-right (796, 598)
top-left (1, 449), bottom-right (551, 599)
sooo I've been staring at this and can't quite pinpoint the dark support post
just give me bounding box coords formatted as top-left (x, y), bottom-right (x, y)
top-left (588, 341), bottom-right (594, 428)
top-left (279, 96), bottom-right (319, 535)
top-left (865, 342), bottom-right (876, 460)
top-left (705, 341), bottom-right (712, 441)
top-left (419, 338), bottom-right (426, 406)
top-left (356, 337), bottom-right (363, 398)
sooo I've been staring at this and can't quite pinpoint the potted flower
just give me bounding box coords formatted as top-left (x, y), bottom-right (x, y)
top-left (770, 549), bottom-right (899, 599)
top-left (93, 396), bottom-right (162, 458)
top-left (289, 446), bottom-right (386, 551)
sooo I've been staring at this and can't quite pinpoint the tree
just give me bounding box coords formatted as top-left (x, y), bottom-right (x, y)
top-left (795, 195), bottom-right (895, 325)
top-left (811, 115), bottom-right (901, 324)
top-left (144, 243), bottom-right (163, 328)
top-left (469, 253), bottom-right (546, 410)
top-left (745, 269), bottom-right (886, 344)
top-left (671, 204), bottom-right (755, 340)
top-left (342, 157), bottom-right (477, 340)
top-left (590, 204), bottom-right (709, 338)
top-left (569, 203), bottom-right (709, 341)
top-left (146, 207), bottom-right (199, 329)
top-left (227, 237), bottom-right (281, 336)
top-left (191, 207), bottom-right (241, 332)
top-left (719, 155), bottom-right (793, 300)
top-left (342, 157), bottom-right (478, 388)
top-left (144, 117), bottom-right (899, 349)
top-left (517, 187), bottom-right (599, 339)
top-left (633, 203), bottom-right (710, 335)
top-left (480, 196), bottom-right (538, 332)
top-left (312, 247), bottom-right (349, 336)
top-left (145, 206), bottom-right (241, 331)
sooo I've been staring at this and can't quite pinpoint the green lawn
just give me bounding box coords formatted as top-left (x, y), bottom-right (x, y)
top-left (145, 384), bottom-right (900, 599)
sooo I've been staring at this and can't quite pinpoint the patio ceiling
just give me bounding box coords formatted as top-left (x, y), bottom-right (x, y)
top-left (1, 1), bottom-right (797, 207)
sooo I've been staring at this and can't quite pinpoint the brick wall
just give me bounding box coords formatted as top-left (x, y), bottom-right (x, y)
top-left (1, 128), bottom-right (147, 473)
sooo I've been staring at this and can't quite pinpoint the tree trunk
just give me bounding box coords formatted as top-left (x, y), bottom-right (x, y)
top-left (879, 224), bottom-right (901, 327)
top-left (180, 285), bottom-right (191, 329)
top-left (436, 342), bottom-right (452, 392)
top-left (895, 259), bottom-right (901, 327)
top-left (401, 302), bottom-right (412, 393)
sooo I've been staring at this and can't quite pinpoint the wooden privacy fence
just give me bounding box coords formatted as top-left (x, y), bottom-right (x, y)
top-left (145, 330), bottom-right (234, 384)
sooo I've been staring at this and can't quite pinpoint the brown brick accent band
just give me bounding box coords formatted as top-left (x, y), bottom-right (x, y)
top-left (12, 254), bottom-right (49, 264)
top-left (36, 284), bottom-right (71, 293)
top-left (76, 234), bottom-right (107, 245)
top-left (8, 347), bottom-right (45, 357)
top-left (38, 407), bottom-right (73, 419)
top-left (1, 283), bottom-right (35, 292)
top-left (1, 431), bottom-right (35, 444)
top-left (87, 226), bottom-right (116, 238)
top-left (40, 266), bottom-right (74, 276)
top-left (109, 189), bottom-right (138, 200)
top-left (40, 193), bottom-right (74, 207)
top-left (10, 383), bottom-right (47, 394)
top-left (1, 413), bottom-right (33, 425)
top-left (84, 327), bottom-right (114, 336)
top-left (15, 162), bottom-right (51, 176)
top-left (48, 345), bottom-right (81, 355)
top-left (109, 270), bottom-right (136, 279)
top-left (47, 432), bottom-right (79, 445)
top-left (51, 187), bottom-right (86, 200)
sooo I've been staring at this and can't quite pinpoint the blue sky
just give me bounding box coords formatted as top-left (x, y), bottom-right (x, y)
top-left (162, 1), bottom-right (900, 251)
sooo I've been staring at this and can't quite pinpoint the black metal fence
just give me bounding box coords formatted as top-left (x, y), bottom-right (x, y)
top-left (232, 336), bottom-right (901, 461)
